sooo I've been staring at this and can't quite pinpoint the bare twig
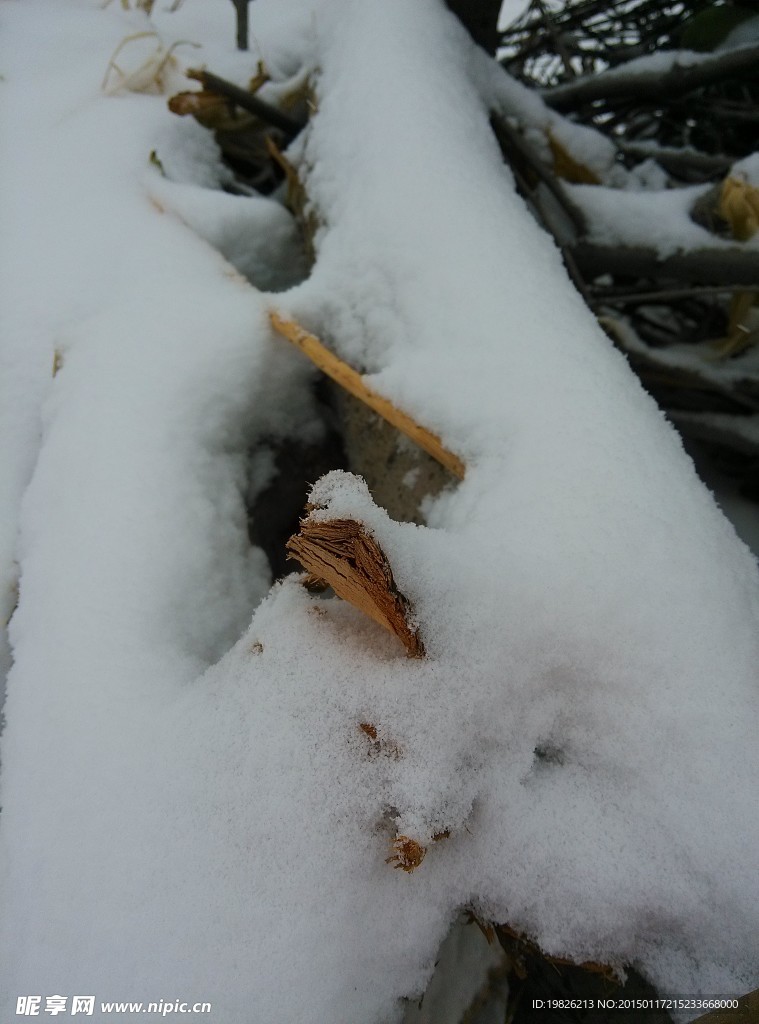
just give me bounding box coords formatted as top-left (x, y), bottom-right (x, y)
top-left (617, 143), bottom-right (731, 180)
top-left (573, 242), bottom-right (759, 286)
top-left (185, 68), bottom-right (305, 138)
top-left (594, 285), bottom-right (739, 306)
top-left (230, 0), bottom-right (249, 51)
top-left (534, 0), bottom-right (577, 79)
top-left (599, 316), bottom-right (759, 414)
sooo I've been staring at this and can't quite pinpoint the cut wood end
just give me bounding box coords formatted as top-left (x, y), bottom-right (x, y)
top-left (287, 514), bottom-right (425, 658)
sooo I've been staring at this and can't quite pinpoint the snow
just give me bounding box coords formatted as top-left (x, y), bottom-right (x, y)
top-left (568, 181), bottom-right (734, 257)
top-left (613, 318), bottom-right (759, 386)
top-left (543, 46), bottom-right (714, 95)
top-left (2, 1), bottom-right (759, 1022)
top-left (473, 50), bottom-right (622, 185)
top-left (732, 152), bottom-right (759, 188)
top-left (498, 0), bottom-right (531, 31)
top-left (709, 478), bottom-right (759, 557)
top-left (149, 172), bottom-right (308, 291)
top-left (667, 411), bottom-right (759, 556)
top-left (401, 916), bottom-right (507, 1024)
top-left (720, 14), bottom-right (759, 51)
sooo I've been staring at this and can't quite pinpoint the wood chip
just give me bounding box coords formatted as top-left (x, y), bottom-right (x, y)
top-left (287, 515), bottom-right (425, 658)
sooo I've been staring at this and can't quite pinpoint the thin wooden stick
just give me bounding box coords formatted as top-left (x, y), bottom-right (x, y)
top-left (269, 312), bottom-right (466, 480)
top-left (593, 284), bottom-right (739, 305)
top-left (185, 68), bottom-right (304, 138)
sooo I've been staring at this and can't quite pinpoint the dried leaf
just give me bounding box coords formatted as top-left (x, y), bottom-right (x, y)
top-left (248, 61), bottom-right (270, 94)
top-left (265, 140), bottom-right (318, 261)
top-left (710, 178), bottom-right (759, 356)
top-left (386, 835), bottom-right (426, 872)
top-left (167, 90), bottom-right (253, 132)
top-left (719, 176), bottom-right (759, 242)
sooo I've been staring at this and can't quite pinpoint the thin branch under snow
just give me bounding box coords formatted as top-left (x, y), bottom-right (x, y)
top-left (544, 43), bottom-right (759, 112)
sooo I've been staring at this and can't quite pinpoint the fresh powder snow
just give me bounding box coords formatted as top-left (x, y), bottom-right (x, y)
top-left (1, 1), bottom-right (758, 1022)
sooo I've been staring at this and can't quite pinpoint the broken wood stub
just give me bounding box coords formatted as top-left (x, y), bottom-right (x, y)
top-left (286, 515), bottom-right (425, 658)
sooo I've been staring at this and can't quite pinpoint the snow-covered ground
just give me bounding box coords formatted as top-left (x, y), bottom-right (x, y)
top-left (1, 2), bottom-right (758, 1022)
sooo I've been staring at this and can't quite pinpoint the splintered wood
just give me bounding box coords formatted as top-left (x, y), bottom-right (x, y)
top-left (269, 312), bottom-right (466, 481)
top-left (287, 515), bottom-right (425, 658)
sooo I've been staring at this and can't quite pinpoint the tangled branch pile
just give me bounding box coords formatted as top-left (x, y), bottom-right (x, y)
top-left (497, 0), bottom-right (759, 503)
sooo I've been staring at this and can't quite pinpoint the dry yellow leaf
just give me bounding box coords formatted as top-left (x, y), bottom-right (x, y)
top-left (710, 177), bottom-right (759, 356)
top-left (248, 61), bottom-right (270, 94)
top-left (718, 176), bottom-right (759, 242)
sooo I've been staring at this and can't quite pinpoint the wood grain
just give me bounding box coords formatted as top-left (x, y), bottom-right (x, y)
top-left (287, 515), bottom-right (425, 658)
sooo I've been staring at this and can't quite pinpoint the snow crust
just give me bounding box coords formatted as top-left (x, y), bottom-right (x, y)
top-left (2, 1), bottom-right (759, 1021)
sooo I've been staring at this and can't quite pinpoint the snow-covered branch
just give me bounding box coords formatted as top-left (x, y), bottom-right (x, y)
top-left (544, 43), bottom-right (759, 111)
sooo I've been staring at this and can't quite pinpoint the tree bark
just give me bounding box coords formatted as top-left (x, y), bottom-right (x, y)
top-left (231, 0), bottom-right (249, 51)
